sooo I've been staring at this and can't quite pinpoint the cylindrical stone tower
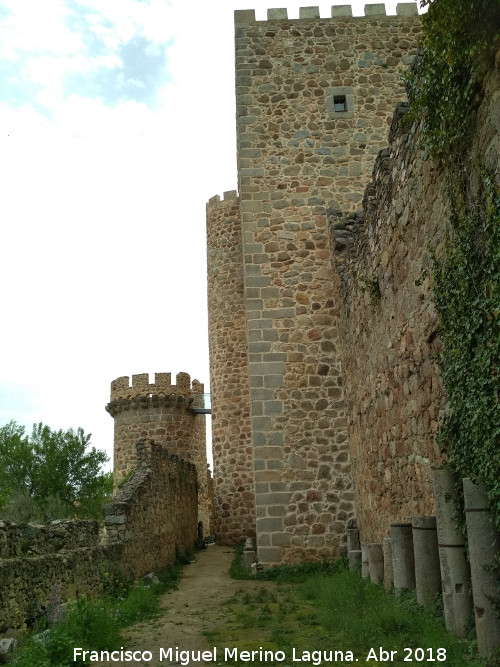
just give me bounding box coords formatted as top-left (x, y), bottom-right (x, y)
top-left (206, 191), bottom-right (256, 544)
top-left (105, 372), bottom-right (211, 532)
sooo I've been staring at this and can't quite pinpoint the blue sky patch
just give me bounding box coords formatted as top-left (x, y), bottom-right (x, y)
top-left (63, 35), bottom-right (173, 106)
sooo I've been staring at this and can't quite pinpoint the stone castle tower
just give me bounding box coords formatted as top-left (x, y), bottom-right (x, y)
top-left (106, 372), bottom-right (211, 533)
top-left (207, 4), bottom-right (421, 565)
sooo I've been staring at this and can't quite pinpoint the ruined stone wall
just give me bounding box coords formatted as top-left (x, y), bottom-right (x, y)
top-left (0, 520), bottom-right (106, 633)
top-left (228, 4), bottom-right (420, 565)
top-left (0, 439), bottom-right (199, 631)
top-left (106, 372), bottom-right (210, 531)
top-left (330, 116), bottom-right (447, 542)
top-left (207, 191), bottom-right (256, 544)
top-left (104, 439), bottom-right (198, 581)
top-left (330, 54), bottom-right (500, 543)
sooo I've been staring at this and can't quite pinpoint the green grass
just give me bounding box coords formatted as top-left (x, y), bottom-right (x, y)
top-left (211, 551), bottom-right (495, 667)
top-left (10, 564), bottom-right (182, 667)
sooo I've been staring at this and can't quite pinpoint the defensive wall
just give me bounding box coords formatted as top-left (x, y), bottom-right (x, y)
top-left (105, 438), bottom-right (198, 581)
top-left (106, 371), bottom-right (212, 533)
top-left (1, 371), bottom-right (211, 631)
top-left (330, 51), bottom-right (500, 543)
top-left (207, 3), bottom-right (422, 564)
top-left (208, 5), bottom-right (500, 567)
top-left (0, 519), bottom-right (105, 633)
top-left (330, 112), bottom-right (448, 542)
top-left (0, 438), bottom-right (198, 633)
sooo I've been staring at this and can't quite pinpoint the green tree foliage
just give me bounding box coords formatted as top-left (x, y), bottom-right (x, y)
top-left (0, 420), bottom-right (113, 523)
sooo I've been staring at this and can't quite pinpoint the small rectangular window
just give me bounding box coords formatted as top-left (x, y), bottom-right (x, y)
top-left (327, 87), bottom-right (354, 118)
top-left (334, 95), bottom-right (347, 112)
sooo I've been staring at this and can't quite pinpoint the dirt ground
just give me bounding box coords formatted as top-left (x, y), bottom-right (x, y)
top-left (95, 544), bottom-right (256, 667)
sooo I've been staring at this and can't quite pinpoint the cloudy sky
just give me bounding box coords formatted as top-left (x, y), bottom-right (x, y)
top-left (0, 0), bottom-right (421, 468)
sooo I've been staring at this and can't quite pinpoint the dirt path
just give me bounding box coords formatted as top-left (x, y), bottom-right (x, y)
top-left (102, 544), bottom-right (255, 666)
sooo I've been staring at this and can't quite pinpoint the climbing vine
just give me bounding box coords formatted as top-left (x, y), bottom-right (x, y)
top-left (404, 0), bottom-right (499, 166)
top-left (406, 0), bottom-right (500, 525)
top-left (433, 179), bottom-right (500, 526)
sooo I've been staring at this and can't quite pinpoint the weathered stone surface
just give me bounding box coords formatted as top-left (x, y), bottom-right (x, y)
top-left (210, 6), bottom-right (499, 573)
top-left (104, 439), bottom-right (198, 582)
top-left (0, 638), bottom-right (17, 664)
top-left (330, 56), bottom-right (499, 544)
top-left (208, 7), bottom-right (420, 567)
top-left (0, 437), bottom-right (200, 632)
top-left (0, 520), bottom-right (106, 633)
top-left (463, 478), bottom-right (500, 657)
top-left (206, 194), bottom-right (256, 545)
top-left (106, 372), bottom-right (212, 534)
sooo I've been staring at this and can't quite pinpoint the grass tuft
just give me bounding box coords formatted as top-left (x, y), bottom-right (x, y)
top-left (10, 563), bottom-right (182, 667)
top-left (215, 548), bottom-right (489, 666)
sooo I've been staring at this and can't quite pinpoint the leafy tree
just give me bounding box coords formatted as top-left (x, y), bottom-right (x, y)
top-left (0, 420), bottom-right (113, 523)
top-left (0, 420), bottom-right (33, 506)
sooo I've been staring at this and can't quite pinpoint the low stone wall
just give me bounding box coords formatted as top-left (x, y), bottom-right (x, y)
top-left (0, 439), bottom-right (199, 632)
top-left (0, 520), bottom-right (106, 633)
top-left (104, 438), bottom-right (198, 581)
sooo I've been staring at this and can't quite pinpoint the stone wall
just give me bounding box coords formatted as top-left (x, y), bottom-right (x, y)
top-left (330, 115), bottom-right (448, 542)
top-left (104, 439), bottom-right (198, 581)
top-left (0, 439), bottom-right (199, 632)
top-left (207, 4), bottom-right (420, 566)
top-left (330, 52), bottom-right (500, 543)
top-left (0, 520), bottom-right (106, 633)
top-left (207, 191), bottom-right (256, 544)
top-left (106, 372), bottom-right (210, 531)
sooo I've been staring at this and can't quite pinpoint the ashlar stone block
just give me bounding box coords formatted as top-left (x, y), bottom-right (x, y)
top-left (332, 5), bottom-right (353, 17)
top-left (364, 4), bottom-right (386, 16)
top-left (268, 8), bottom-right (288, 20)
top-left (299, 6), bottom-right (320, 19)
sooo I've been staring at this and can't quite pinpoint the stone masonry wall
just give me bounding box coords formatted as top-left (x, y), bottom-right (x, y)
top-left (0, 520), bottom-right (106, 633)
top-left (230, 4), bottom-right (421, 565)
top-left (206, 191), bottom-right (256, 544)
top-left (330, 115), bottom-right (447, 543)
top-left (329, 53), bottom-right (500, 543)
top-left (104, 439), bottom-right (198, 581)
top-left (106, 372), bottom-right (210, 531)
top-left (0, 438), bottom-right (199, 631)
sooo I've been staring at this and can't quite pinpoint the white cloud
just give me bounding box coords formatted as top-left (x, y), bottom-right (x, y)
top-left (73, 0), bottom-right (177, 46)
top-left (0, 0), bottom-right (82, 59)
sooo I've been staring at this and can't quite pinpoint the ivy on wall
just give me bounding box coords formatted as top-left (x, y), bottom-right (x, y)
top-left (406, 0), bottom-right (500, 525)
top-left (433, 180), bottom-right (500, 525)
top-left (405, 0), bottom-right (499, 166)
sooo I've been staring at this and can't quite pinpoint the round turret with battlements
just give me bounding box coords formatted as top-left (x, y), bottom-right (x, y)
top-left (106, 371), bottom-right (212, 533)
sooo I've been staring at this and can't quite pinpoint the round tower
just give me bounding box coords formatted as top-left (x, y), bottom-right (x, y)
top-left (206, 191), bottom-right (256, 544)
top-left (105, 372), bottom-right (211, 533)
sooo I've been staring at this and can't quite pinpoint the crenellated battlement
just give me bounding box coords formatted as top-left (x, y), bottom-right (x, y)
top-left (206, 190), bottom-right (239, 209)
top-left (107, 370), bottom-right (210, 531)
top-left (109, 372), bottom-right (204, 402)
top-left (235, 3), bottom-right (418, 25)
top-left (210, 0), bottom-right (423, 564)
